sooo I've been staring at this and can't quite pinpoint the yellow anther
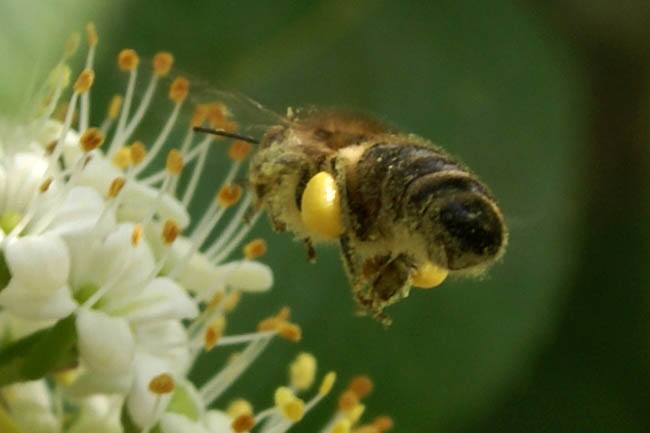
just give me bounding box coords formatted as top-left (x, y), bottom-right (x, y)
top-left (108, 94), bottom-right (123, 119)
top-left (224, 120), bottom-right (238, 133)
top-left (218, 184), bottom-right (242, 207)
top-left (108, 177), bottom-right (126, 198)
top-left (152, 51), bottom-right (174, 76)
top-left (345, 403), bottom-right (365, 424)
top-left (112, 146), bottom-right (132, 169)
top-left (354, 426), bottom-right (378, 433)
top-left (331, 419), bottom-right (351, 433)
top-left (372, 416), bottom-right (394, 432)
top-left (338, 390), bottom-right (359, 412)
top-left (257, 307), bottom-right (291, 332)
top-left (39, 178), bottom-right (53, 193)
top-left (275, 387), bottom-right (305, 421)
top-left (226, 399), bottom-right (253, 420)
top-left (207, 291), bottom-right (225, 311)
top-left (207, 102), bottom-right (228, 128)
top-left (277, 322), bottom-right (302, 342)
top-left (274, 387), bottom-right (294, 407)
top-left (231, 414), bottom-right (255, 433)
top-left (166, 149), bottom-right (184, 175)
top-left (45, 140), bottom-right (57, 155)
top-left (86, 22), bottom-right (98, 47)
top-left (169, 77), bottom-right (189, 103)
top-left (131, 224), bottom-right (143, 246)
top-left (64, 32), bottom-right (80, 57)
top-left (191, 104), bottom-right (209, 127)
top-left (148, 373), bottom-right (175, 394)
top-left (74, 69), bottom-right (95, 94)
top-left (228, 140), bottom-right (252, 161)
top-left (348, 375), bottom-right (373, 399)
top-left (289, 352), bottom-right (317, 391)
top-left (162, 219), bottom-right (180, 244)
top-left (411, 261), bottom-right (448, 289)
top-left (79, 128), bottom-right (104, 152)
top-left (301, 171), bottom-right (343, 238)
top-left (243, 239), bottom-right (267, 260)
top-left (224, 290), bottom-right (241, 312)
top-left (118, 49), bottom-right (139, 71)
top-left (130, 141), bottom-right (146, 165)
top-left (319, 371), bottom-right (337, 396)
top-left (203, 324), bottom-right (221, 351)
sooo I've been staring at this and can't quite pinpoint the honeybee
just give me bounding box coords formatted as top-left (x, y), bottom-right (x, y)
top-left (197, 107), bottom-right (507, 325)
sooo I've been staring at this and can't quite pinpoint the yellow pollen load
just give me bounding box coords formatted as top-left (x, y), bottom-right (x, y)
top-left (218, 184), bottom-right (242, 207)
top-left (289, 352), bottom-right (317, 391)
top-left (129, 141), bottom-right (146, 165)
top-left (411, 261), bottom-right (448, 289)
top-left (243, 239), bottom-right (267, 259)
top-left (301, 171), bottom-right (343, 239)
top-left (117, 49), bottom-right (139, 71)
top-left (79, 128), bottom-right (104, 152)
top-left (331, 419), bottom-right (351, 433)
top-left (131, 224), bottom-right (143, 246)
top-left (73, 69), bottom-right (95, 94)
top-left (166, 149), bottom-right (184, 175)
top-left (228, 140), bottom-right (252, 161)
top-left (86, 22), bottom-right (98, 47)
top-left (108, 95), bottom-right (123, 119)
top-left (64, 32), bottom-right (80, 58)
top-left (112, 147), bottom-right (132, 169)
top-left (319, 371), bottom-right (337, 396)
top-left (148, 373), bottom-right (175, 394)
top-left (152, 51), bottom-right (174, 77)
top-left (169, 77), bottom-right (189, 103)
top-left (162, 219), bottom-right (180, 244)
top-left (348, 375), bottom-right (374, 399)
top-left (39, 178), bottom-right (53, 193)
top-left (108, 177), bottom-right (126, 198)
top-left (231, 414), bottom-right (255, 433)
top-left (226, 399), bottom-right (253, 419)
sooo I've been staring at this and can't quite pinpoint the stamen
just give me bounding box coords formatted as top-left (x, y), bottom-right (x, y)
top-left (277, 322), bottom-right (302, 342)
top-left (169, 77), bottom-right (189, 103)
top-left (348, 376), bottom-right (373, 399)
top-left (191, 104), bottom-right (209, 127)
top-left (148, 373), bottom-right (175, 394)
top-left (108, 177), bottom-right (126, 198)
top-left (319, 372), bottom-right (337, 396)
top-left (228, 140), bottom-right (252, 161)
top-left (211, 208), bottom-right (261, 264)
top-left (162, 219), bottom-right (180, 244)
top-left (39, 178), bottom-right (53, 193)
top-left (345, 403), bottom-right (365, 425)
top-left (64, 33), bottom-right (80, 58)
top-left (331, 419), bottom-right (351, 433)
top-left (127, 141), bottom-right (146, 166)
top-left (79, 127), bottom-right (104, 152)
top-left (218, 184), bottom-right (242, 207)
top-left (86, 22), bottom-right (98, 47)
top-left (108, 95), bottom-right (123, 119)
top-left (338, 391), bottom-right (359, 413)
top-left (118, 49), bottom-right (139, 71)
top-left (227, 399), bottom-right (253, 419)
top-left (73, 69), bottom-right (95, 94)
top-left (131, 224), bottom-right (143, 245)
top-left (372, 416), bottom-right (394, 432)
top-left (112, 147), bottom-right (132, 169)
top-left (224, 290), bottom-right (241, 312)
top-left (166, 149), bottom-right (184, 176)
top-left (180, 136), bottom-right (212, 207)
top-left (289, 352), bottom-right (317, 391)
top-left (203, 317), bottom-right (224, 351)
top-left (232, 414), bottom-right (255, 433)
top-left (152, 52), bottom-right (174, 77)
top-left (243, 239), bottom-right (267, 260)
top-left (208, 330), bottom-right (274, 347)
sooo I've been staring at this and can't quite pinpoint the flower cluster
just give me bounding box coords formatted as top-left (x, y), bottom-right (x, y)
top-left (0, 24), bottom-right (391, 433)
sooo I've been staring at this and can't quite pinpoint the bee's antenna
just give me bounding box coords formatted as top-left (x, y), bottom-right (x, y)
top-left (193, 126), bottom-right (260, 144)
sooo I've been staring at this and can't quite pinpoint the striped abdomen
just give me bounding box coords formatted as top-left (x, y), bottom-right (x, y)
top-left (345, 140), bottom-right (506, 271)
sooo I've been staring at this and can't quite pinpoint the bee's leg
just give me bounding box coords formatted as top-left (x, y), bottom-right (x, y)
top-left (366, 254), bottom-right (414, 325)
top-left (303, 237), bottom-right (316, 263)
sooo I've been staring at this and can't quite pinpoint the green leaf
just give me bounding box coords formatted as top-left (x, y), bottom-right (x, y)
top-left (120, 405), bottom-right (140, 433)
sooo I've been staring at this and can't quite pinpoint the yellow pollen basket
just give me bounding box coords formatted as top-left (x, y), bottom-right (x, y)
top-left (412, 261), bottom-right (449, 289)
top-left (300, 171), bottom-right (344, 239)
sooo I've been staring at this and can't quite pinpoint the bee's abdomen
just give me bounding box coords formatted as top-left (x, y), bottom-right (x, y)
top-left (347, 140), bottom-right (505, 270)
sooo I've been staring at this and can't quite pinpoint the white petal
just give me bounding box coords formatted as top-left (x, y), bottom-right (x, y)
top-left (4, 233), bottom-right (69, 294)
top-left (160, 413), bottom-right (208, 433)
top-left (216, 261), bottom-right (273, 292)
top-left (0, 280), bottom-right (76, 320)
top-left (117, 277), bottom-right (198, 324)
top-left (44, 186), bottom-right (110, 238)
top-left (64, 368), bottom-right (133, 398)
top-left (118, 182), bottom-right (190, 228)
top-left (0, 153), bottom-right (50, 212)
top-left (127, 353), bottom-right (176, 428)
top-left (76, 309), bottom-right (135, 375)
top-left (134, 320), bottom-right (191, 375)
top-left (204, 410), bottom-right (235, 433)
top-left (163, 235), bottom-right (222, 294)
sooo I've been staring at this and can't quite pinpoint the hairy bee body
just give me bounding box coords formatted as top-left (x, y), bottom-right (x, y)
top-left (249, 109), bottom-right (507, 324)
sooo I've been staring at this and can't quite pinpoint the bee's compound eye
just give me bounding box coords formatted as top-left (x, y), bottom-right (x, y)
top-left (300, 171), bottom-right (344, 238)
top-left (412, 261), bottom-right (448, 289)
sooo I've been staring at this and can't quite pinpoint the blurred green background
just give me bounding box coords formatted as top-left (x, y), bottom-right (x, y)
top-left (2, 0), bottom-right (649, 431)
